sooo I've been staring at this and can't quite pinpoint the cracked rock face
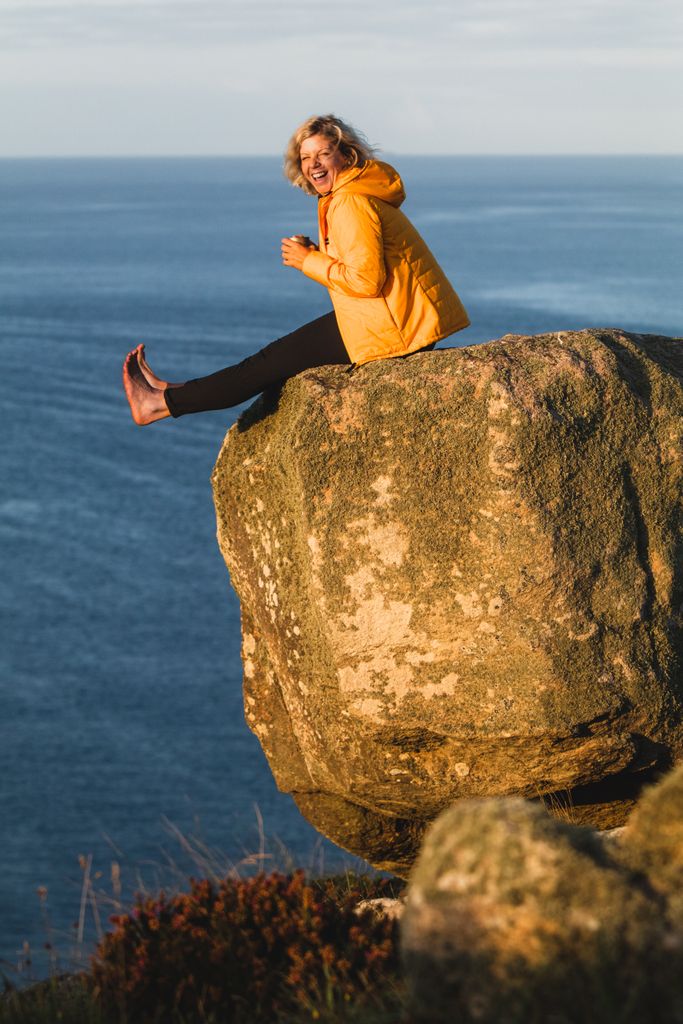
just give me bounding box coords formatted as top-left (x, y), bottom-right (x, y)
top-left (211, 329), bottom-right (683, 875)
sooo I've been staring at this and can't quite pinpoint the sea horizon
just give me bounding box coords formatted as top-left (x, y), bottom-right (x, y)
top-left (2, 151), bottom-right (683, 160)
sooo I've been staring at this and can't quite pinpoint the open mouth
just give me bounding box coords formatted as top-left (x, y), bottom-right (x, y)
top-left (311, 171), bottom-right (328, 182)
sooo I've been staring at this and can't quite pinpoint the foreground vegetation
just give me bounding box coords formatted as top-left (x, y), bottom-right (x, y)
top-left (1, 871), bottom-right (408, 1024)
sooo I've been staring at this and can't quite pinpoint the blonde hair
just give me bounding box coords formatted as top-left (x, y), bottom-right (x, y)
top-left (284, 114), bottom-right (376, 195)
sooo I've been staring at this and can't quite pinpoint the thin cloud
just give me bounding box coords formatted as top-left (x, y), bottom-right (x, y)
top-left (1, 0), bottom-right (680, 155)
top-left (0, 0), bottom-right (431, 47)
top-left (1, 0), bottom-right (680, 50)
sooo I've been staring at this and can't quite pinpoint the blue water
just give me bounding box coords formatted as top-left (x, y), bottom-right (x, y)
top-left (1, 155), bottom-right (681, 977)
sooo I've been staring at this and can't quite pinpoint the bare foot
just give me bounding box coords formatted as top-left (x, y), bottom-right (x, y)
top-left (122, 348), bottom-right (172, 425)
top-left (136, 344), bottom-right (183, 390)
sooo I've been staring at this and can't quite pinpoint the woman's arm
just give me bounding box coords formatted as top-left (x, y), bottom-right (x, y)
top-left (301, 194), bottom-right (388, 298)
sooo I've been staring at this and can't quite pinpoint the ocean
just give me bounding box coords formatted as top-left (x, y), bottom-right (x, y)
top-left (1, 154), bottom-right (681, 976)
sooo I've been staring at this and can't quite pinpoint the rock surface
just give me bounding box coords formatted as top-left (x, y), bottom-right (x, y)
top-left (615, 758), bottom-right (683, 921)
top-left (401, 785), bottom-right (683, 1024)
top-left (211, 328), bottom-right (683, 874)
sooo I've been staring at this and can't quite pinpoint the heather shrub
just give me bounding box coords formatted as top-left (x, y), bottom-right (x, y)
top-left (90, 870), bottom-right (401, 1022)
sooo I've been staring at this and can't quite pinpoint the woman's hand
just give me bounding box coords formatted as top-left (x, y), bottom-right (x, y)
top-left (281, 235), bottom-right (316, 271)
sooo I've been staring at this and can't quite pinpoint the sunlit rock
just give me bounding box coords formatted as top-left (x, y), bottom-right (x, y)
top-left (212, 328), bottom-right (683, 874)
top-left (401, 795), bottom-right (683, 1023)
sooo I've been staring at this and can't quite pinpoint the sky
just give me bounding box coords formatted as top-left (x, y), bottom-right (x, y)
top-left (1, 0), bottom-right (682, 156)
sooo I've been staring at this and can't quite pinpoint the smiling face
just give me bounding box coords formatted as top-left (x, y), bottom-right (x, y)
top-left (299, 133), bottom-right (349, 195)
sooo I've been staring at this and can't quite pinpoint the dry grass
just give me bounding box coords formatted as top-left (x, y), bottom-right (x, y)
top-left (1, 817), bottom-right (408, 1024)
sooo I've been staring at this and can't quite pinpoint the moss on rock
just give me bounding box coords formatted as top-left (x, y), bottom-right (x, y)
top-left (616, 762), bottom-right (683, 921)
top-left (212, 329), bottom-right (683, 874)
top-left (401, 796), bottom-right (683, 1024)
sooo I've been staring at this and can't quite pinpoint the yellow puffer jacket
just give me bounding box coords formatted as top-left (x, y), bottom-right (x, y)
top-left (301, 160), bottom-right (470, 364)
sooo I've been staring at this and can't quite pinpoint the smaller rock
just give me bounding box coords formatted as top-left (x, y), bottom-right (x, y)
top-left (401, 797), bottom-right (683, 1024)
top-left (616, 763), bottom-right (683, 921)
top-left (355, 897), bottom-right (404, 922)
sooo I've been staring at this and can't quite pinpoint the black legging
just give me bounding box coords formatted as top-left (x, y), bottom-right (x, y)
top-left (164, 311), bottom-right (436, 417)
top-left (164, 311), bottom-right (350, 417)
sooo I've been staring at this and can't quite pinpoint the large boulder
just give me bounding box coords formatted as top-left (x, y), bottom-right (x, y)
top-left (211, 328), bottom-right (683, 874)
top-left (400, 793), bottom-right (683, 1024)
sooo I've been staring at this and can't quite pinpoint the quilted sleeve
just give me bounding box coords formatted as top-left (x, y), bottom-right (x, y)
top-left (301, 194), bottom-right (387, 298)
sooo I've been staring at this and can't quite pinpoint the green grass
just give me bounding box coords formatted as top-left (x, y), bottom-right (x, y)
top-left (1, 974), bottom-right (104, 1024)
top-left (1, 967), bottom-right (410, 1024)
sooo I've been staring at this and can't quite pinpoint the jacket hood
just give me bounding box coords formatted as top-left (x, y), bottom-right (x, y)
top-left (329, 160), bottom-right (406, 208)
top-left (316, 160), bottom-right (405, 243)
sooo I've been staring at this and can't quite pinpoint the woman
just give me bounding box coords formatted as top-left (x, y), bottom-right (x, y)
top-left (122, 114), bottom-right (470, 425)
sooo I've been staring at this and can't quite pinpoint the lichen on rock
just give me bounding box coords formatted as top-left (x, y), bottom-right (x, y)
top-left (212, 328), bottom-right (683, 875)
top-left (401, 789), bottom-right (683, 1023)
top-left (614, 760), bottom-right (683, 922)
